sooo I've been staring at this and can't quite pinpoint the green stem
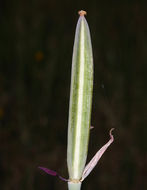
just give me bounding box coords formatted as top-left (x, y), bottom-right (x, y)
top-left (68, 182), bottom-right (82, 190)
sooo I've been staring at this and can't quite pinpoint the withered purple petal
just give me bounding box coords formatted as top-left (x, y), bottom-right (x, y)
top-left (38, 167), bottom-right (57, 176)
top-left (81, 128), bottom-right (114, 181)
top-left (38, 167), bottom-right (68, 182)
top-left (58, 176), bottom-right (69, 182)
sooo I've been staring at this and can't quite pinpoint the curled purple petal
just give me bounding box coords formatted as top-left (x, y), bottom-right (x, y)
top-left (38, 167), bottom-right (68, 182)
top-left (38, 167), bottom-right (57, 176)
top-left (58, 175), bottom-right (68, 182)
top-left (81, 128), bottom-right (114, 181)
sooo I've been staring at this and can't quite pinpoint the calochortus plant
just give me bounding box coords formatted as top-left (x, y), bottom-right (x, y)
top-left (39, 10), bottom-right (114, 190)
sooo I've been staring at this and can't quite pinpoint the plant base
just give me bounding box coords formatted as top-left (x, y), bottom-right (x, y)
top-left (68, 181), bottom-right (82, 190)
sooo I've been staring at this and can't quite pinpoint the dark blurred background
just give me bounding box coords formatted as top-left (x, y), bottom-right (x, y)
top-left (0, 0), bottom-right (147, 189)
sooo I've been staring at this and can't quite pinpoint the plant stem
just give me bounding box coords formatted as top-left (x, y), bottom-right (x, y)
top-left (68, 182), bottom-right (82, 190)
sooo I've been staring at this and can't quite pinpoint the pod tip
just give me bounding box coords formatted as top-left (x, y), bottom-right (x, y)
top-left (78, 10), bottom-right (87, 17)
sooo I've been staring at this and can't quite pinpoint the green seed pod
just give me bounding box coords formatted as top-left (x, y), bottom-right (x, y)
top-left (38, 10), bottom-right (114, 190)
top-left (67, 10), bottom-right (93, 185)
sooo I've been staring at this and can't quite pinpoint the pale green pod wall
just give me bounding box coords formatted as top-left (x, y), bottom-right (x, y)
top-left (67, 14), bottom-right (93, 181)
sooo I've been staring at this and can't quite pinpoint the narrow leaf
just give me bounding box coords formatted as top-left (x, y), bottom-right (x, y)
top-left (81, 128), bottom-right (114, 181)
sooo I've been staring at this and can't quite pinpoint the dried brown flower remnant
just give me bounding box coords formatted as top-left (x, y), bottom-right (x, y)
top-left (78, 10), bottom-right (87, 16)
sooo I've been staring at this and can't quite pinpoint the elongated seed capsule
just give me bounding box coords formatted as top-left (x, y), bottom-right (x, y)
top-left (67, 10), bottom-right (93, 184)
